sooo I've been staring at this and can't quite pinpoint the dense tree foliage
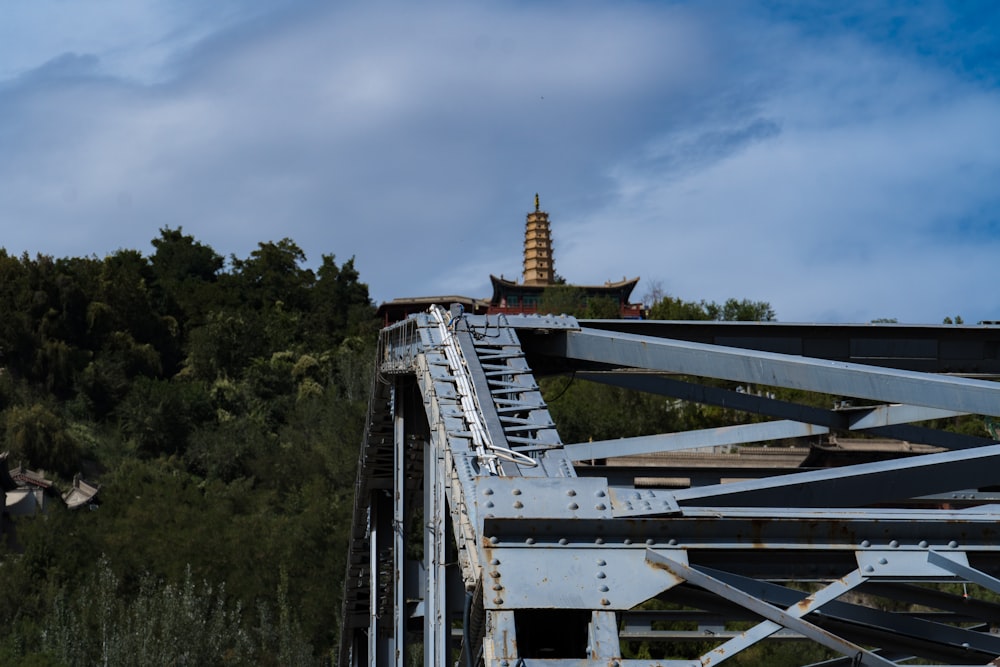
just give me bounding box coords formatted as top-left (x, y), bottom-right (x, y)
top-left (648, 294), bottom-right (775, 321)
top-left (0, 228), bottom-right (378, 664)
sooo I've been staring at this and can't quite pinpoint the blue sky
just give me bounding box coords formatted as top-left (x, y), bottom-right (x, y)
top-left (2, 1), bottom-right (999, 323)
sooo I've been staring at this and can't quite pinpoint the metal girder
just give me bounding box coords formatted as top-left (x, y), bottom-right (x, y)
top-left (647, 550), bottom-right (894, 666)
top-left (564, 420), bottom-right (830, 461)
top-left (526, 327), bottom-right (1000, 416)
top-left (340, 312), bottom-right (1000, 667)
top-left (670, 444), bottom-right (1000, 508)
top-left (574, 371), bottom-right (990, 451)
top-left (576, 319), bottom-right (1000, 376)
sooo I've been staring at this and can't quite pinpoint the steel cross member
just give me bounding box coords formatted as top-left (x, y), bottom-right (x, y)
top-left (645, 549), bottom-right (896, 667)
top-left (528, 327), bottom-right (1000, 416)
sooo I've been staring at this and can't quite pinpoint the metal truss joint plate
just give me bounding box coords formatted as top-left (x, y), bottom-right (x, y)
top-left (608, 486), bottom-right (681, 517)
top-left (475, 476), bottom-right (613, 520)
top-left (856, 549), bottom-right (970, 580)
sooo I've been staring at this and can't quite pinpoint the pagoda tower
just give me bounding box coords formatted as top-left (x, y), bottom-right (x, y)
top-left (523, 193), bottom-right (555, 286)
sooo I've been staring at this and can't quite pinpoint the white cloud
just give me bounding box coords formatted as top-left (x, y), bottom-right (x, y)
top-left (0, 1), bottom-right (998, 323)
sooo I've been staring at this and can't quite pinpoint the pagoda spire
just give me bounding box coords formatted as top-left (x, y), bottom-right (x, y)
top-left (523, 194), bottom-right (554, 286)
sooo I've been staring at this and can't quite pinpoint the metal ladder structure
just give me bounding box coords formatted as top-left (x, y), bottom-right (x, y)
top-left (339, 306), bottom-right (1000, 667)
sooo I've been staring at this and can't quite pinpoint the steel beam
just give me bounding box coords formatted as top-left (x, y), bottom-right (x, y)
top-left (564, 420), bottom-right (829, 461)
top-left (645, 549), bottom-right (896, 666)
top-left (575, 371), bottom-right (990, 450)
top-left (671, 444), bottom-right (1000, 507)
top-left (528, 327), bottom-right (1000, 416)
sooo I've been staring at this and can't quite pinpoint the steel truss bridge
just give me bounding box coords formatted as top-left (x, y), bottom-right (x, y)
top-left (340, 306), bottom-right (1000, 667)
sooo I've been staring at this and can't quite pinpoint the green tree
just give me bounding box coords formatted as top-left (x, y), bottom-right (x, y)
top-left (582, 295), bottom-right (621, 319)
top-left (720, 297), bottom-right (775, 321)
top-left (149, 226), bottom-right (225, 339)
top-left (538, 285), bottom-right (585, 316)
top-left (229, 239), bottom-right (315, 312)
top-left (4, 403), bottom-right (80, 477)
top-left (307, 255), bottom-right (376, 346)
top-left (116, 377), bottom-right (212, 458)
top-left (150, 227), bottom-right (224, 286)
top-left (649, 294), bottom-right (774, 321)
top-left (648, 295), bottom-right (714, 320)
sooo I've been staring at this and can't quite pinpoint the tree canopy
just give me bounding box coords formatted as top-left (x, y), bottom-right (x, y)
top-left (0, 229), bottom-right (378, 664)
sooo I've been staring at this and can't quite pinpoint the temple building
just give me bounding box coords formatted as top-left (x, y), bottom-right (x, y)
top-left (487, 195), bottom-right (641, 317)
top-left (0, 452), bottom-right (100, 551)
top-left (375, 195), bottom-right (643, 324)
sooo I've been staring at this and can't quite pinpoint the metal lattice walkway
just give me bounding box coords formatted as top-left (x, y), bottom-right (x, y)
top-left (340, 307), bottom-right (1000, 667)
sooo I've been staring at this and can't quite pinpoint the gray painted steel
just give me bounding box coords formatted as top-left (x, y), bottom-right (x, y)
top-left (339, 310), bottom-right (1000, 667)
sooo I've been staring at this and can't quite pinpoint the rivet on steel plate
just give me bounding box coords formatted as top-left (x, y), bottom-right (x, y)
top-left (568, 503), bottom-right (578, 510)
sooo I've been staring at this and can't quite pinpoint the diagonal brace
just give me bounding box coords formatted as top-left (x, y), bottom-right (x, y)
top-left (645, 549), bottom-right (896, 667)
top-left (699, 569), bottom-right (868, 666)
top-left (671, 443), bottom-right (1000, 508)
top-left (927, 550), bottom-right (1000, 596)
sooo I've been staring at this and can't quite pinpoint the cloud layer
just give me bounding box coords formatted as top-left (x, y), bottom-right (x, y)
top-left (2, 1), bottom-right (999, 323)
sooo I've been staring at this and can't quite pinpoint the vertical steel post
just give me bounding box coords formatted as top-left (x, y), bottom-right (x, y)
top-left (367, 498), bottom-right (378, 667)
top-left (588, 611), bottom-right (621, 660)
top-left (424, 432), bottom-right (447, 665)
top-left (392, 386), bottom-right (405, 667)
top-left (483, 610), bottom-right (518, 663)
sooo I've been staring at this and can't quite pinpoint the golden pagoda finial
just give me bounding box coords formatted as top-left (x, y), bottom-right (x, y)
top-left (534, 193), bottom-right (540, 212)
